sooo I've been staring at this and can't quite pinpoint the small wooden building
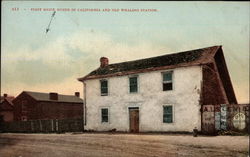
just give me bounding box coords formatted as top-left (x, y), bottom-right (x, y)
top-left (13, 91), bottom-right (83, 121)
top-left (0, 94), bottom-right (15, 122)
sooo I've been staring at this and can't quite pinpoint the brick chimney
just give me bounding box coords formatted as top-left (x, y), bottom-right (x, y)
top-left (75, 92), bottom-right (80, 97)
top-left (100, 57), bottom-right (109, 68)
top-left (49, 92), bottom-right (58, 100)
top-left (3, 94), bottom-right (8, 98)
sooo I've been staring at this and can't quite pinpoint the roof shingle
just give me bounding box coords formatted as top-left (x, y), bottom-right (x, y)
top-left (78, 46), bottom-right (221, 81)
top-left (24, 91), bottom-right (83, 103)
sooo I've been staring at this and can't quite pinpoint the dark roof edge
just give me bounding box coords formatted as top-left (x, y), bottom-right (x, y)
top-left (78, 45), bottom-right (221, 82)
top-left (105, 45), bottom-right (221, 66)
top-left (78, 62), bottom-right (212, 82)
top-left (5, 99), bottom-right (14, 106)
top-left (37, 100), bottom-right (83, 103)
top-left (23, 91), bottom-right (83, 98)
top-left (77, 45), bottom-right (222, 82)
top-left (12, 91), bottom-right (37, 103)
top-left (0, 99), bottom-right (14, 107)
top-left (78, 67), bottom-right (101, 82)
top-left (14, 91), bottom-right (83, 103)
top-left (214, 47), bottom-right (238, 104)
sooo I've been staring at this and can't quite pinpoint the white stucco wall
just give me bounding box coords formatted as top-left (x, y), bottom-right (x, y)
top-left (84, 66), bottom-right (202, 132)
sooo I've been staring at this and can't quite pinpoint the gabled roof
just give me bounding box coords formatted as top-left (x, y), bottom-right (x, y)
top-left (0, 96), bottom-right (15, 111)
top-left (5, 97), bottom-right (15, 106)
top-left (0, 96), bottom-right (15, 106)
top-left (23, 91), bottom-right (83, 103)
top-left (78, 46), bottom-right (220, 81)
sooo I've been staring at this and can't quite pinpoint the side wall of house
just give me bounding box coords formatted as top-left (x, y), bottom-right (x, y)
top-left (201, 63), bottom-right (228, 105)
top-left (13, 93), bottom-right (38, 121)
top-left (0, 101), bottom-right (14, 122)
top-left (0, 111), bottom-right (14, 122)
top-left (214, 48), bottom-right (237, 104)
top-left (13, 93), bottom-right (83, 121)
top-left (37, 102), bottom-right (83, 120)
top-left (84, 66), bottom-right (202, 132)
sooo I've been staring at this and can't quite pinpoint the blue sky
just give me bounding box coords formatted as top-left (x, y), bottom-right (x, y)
top-left (1, 1), bottom-right (249, 103)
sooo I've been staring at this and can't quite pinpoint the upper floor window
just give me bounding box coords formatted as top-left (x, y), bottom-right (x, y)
top-left (162, 71), bottom-right (173, 91)
top-left (100, 80), bottom-right (108, 96)
top-left (129, 76), bottom-right (138, 93)
top-left (163, 105), bottom-right (173, 123)
top-left (101, 108), bottom-right (109, 123)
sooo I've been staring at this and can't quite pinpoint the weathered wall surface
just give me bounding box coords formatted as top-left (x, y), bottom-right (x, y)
top-left (13, 93), bottom-right (38, 121)
top-left (0, 111), bottom-right (13, 122)
top-left (13, 93), bottom-right (83, 121)
top-left (38, 102), bottom-right (83, 120)
top-left (202, 63), bottom-right (228, 105)
top-left (84, 66), bottom-right (202, 132)
top-left (0, 100), bottom-right (14, 122)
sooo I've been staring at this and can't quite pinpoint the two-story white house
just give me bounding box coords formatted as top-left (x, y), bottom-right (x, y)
top-left (78, 46), bottom-right (237, 133)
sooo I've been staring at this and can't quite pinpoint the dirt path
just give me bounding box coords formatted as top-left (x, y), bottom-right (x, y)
top-left (0, 133), bottom-right (249, 157)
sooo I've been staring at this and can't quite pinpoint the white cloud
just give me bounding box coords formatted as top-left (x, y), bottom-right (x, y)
top-left (1, 29), bottom-right (172, 97)
top-left (2, 29), bottom-right (249, 103)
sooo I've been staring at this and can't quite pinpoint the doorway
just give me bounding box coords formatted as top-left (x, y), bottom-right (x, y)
top-left (129, 107), bottom-right (139, 133)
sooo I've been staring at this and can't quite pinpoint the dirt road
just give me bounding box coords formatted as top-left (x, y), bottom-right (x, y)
top-left (0, 133), bottom-right (249, 157)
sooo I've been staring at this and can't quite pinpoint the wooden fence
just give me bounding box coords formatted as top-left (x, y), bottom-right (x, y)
top-left (0, 118), bottom-right (84, 133)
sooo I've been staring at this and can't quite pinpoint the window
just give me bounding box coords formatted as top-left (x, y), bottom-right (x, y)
top-left (101, 108), bottom-right (109, 123)
top-left (100, 80), bottom-right (108, 96)
top-left (162, 71), bottom-right (173, 91)
top-left (129, 76), bottom-right (138, 93)
top-left (163, 106), bottom-right (173, 123)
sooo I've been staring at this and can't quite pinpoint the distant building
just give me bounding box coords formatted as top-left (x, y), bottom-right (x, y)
top-left (0, 94), bottom-right (15, 122)
top-left (13, 91), bottom-right (83, 121)
top-left (78, 46), bottom-right (237, 133)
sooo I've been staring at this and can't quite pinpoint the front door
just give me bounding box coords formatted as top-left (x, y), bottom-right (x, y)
top-left (129, 108), bottom-right (139, 133)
